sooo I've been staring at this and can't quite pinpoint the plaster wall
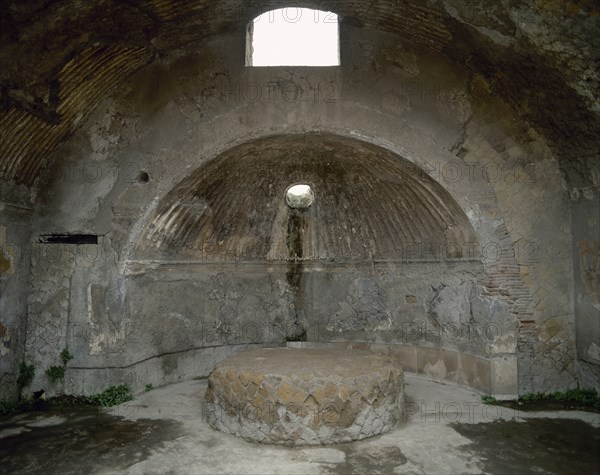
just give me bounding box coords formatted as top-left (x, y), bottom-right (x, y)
top-left (13, 25), bottom-right (577, 398)
top-left (571, 188), bottom-right (600, 390)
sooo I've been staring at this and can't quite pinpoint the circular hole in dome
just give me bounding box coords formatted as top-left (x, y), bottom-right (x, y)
top-left (285, 184), bottom-right (315, 210)
top-left (138, 171), bottom-right (150, 184)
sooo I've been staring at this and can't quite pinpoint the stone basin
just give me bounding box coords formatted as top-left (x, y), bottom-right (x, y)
top-left (204, 347), bottom-right (404, 445)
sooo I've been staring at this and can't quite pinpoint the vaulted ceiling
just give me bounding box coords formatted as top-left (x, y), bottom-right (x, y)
top-left (1, 0), bottom-right (598, 189)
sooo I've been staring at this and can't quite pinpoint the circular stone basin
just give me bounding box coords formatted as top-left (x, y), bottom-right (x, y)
top-left (204, 348), bottom-right (404, 445)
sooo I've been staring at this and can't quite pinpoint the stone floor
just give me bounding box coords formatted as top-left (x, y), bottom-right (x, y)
top-left (0, 374), bottom-right (599, 475)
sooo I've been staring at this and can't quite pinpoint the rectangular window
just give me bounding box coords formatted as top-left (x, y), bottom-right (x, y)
top-left (247, 8), bottom-right (340, 67)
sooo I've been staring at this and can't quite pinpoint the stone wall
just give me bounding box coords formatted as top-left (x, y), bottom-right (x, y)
top-left (10, 24), bottom-right (581, 399)
top-left (0, 180), bottom-right (33, 400)
top-left (571, 185), bottom-right (600, 391)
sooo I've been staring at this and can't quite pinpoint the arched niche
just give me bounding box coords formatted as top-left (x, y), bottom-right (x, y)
top-left (133, 133), bottom-right (480, 264)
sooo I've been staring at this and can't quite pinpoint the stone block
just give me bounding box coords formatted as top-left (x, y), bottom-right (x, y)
top-left (204, 347), bottom-right (404, 445)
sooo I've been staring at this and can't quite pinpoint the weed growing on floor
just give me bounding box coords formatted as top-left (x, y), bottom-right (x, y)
top-left (0, 400), bottom-right (17, 416)
top-left (482, 388), bottom-right (600, 412)
top-left (0, 398), bottom-right (35, 417)
top-left (481, 395), bottom-right (497, 404)
top-left (1, 384), bottom-right (135, 419)
top-left (519, 388), bottom-right (600, 407)
top-left (87, 384), bottom-right (133, 407)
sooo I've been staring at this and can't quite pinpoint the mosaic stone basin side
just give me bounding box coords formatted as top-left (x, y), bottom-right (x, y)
top-left (204, 347), bottom-right (404, 445)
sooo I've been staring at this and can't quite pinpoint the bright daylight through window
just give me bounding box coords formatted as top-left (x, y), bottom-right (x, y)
top-left (247, 8), bottom-right (339, 66)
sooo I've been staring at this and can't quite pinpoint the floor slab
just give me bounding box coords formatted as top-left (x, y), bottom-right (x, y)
top-left (0, 375), bottom-right (598, 475)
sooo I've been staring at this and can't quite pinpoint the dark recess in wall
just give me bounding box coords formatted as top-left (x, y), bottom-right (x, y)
top-left (38, 234), bottom-right (98, 245)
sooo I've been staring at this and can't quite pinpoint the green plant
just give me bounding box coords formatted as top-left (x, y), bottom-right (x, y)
top-left (46, 395), bottom-right (91, 408)
top-left (87, 384), bottom-right (133, 407)
top-left (519, 392), bottom-right (545, 402)
top-left (0, 398), bottom-right (35, 417)
top-left (46, 365), bottom-right (65, 383)
top-left (481, 395), bottom-right (497, 405)
top-left (60, 349), bottom-right (74, 365)
top-left (16, 362), bottom-right (35, 388)
top-left (518, 388), bottom-right (600, 408)
top-left (144, 384), bottom-right (153, 392)
top-left (0, 400), bottom-right (17, 416)
top-left (562, 388), bottom-right (598, 405)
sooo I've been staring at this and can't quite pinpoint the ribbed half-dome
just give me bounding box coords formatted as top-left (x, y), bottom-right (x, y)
top-left (136, 133), bottom-right (479, 262)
